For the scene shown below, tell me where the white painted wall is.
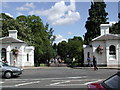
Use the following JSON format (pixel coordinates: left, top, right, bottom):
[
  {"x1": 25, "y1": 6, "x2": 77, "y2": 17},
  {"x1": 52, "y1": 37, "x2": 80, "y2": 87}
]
[
  {"x1": 8, "y1": 30, "x2": 18, "y2": 39},
  {"x1": 1, "y1": 43, "x2": 34, "y2": 67},
  {"x1": 91, "y1": 39, "x2": 119, "y2": 67},
  {"x1": 23, "y1": 46, "x2": 34, "y2": 67},
  {"x1": 1, "y1": 30, "x2": 34, "y2": 67},
  {"x1": 84, "y1": 23, "x2": 120, "y2": 67},
  {"x1": 84, "y1": 39, "x2": 120, "y2": 66},
  {"x1": 92, "y1": 41, "x2": 107, "y2": 66},
  {"x1": 83, "y1": 45, "x2": 93, "y2": 65},
  {"x1": 106, "y1": 40, "x2": 119, "y2": 66},
  {"x1": 100, "y1": 24, "x2": 109, "y2": 36},
  {"x1": 118, "y1": 41, "x2": 120, "y2": 66}
]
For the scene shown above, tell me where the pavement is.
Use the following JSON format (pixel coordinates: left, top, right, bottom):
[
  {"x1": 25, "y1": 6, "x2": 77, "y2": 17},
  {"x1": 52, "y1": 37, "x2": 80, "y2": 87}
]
[
  {"x1": 22, "y1": 66, "x2": 120, "y2": 70},
  {"x1": 22, "y1": 66, "x2": 50, "y2": 69},
  {"x1": 73, "y1": 66, "x2": 120, "y2": 70}
]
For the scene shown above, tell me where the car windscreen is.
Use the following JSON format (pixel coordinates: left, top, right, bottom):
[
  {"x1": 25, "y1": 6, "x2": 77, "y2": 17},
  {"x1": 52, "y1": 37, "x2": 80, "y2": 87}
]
[{"x1": 103, "y1": 74, "x2": 120, "y2": 88}]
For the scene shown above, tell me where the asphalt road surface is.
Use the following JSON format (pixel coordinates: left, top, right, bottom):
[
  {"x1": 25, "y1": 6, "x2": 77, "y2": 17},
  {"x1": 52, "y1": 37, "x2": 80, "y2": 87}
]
[{"x1": 1, "y1": 67, "x2": 118, "y2": 89}]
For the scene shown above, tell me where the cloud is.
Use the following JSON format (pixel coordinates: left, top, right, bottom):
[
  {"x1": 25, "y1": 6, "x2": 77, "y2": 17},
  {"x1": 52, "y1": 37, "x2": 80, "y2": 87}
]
[
  {"x1": 16, "y1": 7, "x2": 29, "y2": 11},
  {"x1": 55, "y1": 34, "x2": 67, "y2": 44},
  {"x1": 5, "y1": 13, "x2": 13, "y2": 18},
  {"x1": 17, "y1": 12, "x2": 23, "y2": 16},
  {"x1": 16, "y1": 3, "x2": 35, "y2": 11},
  {"x1": 25, "y1": 3, "x2": 35, "y2": 9},
  {"x1": 29, "y1": 0, "x2": 80, "y2": 25},
  {"x1": 68, "y1": 32, "x2": 72, "y2": 35}
]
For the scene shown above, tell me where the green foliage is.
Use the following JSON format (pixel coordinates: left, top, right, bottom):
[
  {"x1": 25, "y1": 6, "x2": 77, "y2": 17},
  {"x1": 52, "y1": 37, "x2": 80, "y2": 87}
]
[
  {"x1": 110, "y1": 13, "x2": 120, "y2": 34},
  {"x1": 1, "y1": 13, "x2": 56, "y2": 66},
  {"x1": 57, "y1": 36, "x2": 84, "y2": 66},
  {"x1": 110, "y1": 23, "x2": 120, "y2": 34},
  {"x1": 39, "y1": 63, "x2": 47, "y2": 67},
  {"x1": 57, "y1": 41, "x2": 68, "y2": 60},
  {"x1": 84, "y1": 1, "x2": 108, "y2": 44}
]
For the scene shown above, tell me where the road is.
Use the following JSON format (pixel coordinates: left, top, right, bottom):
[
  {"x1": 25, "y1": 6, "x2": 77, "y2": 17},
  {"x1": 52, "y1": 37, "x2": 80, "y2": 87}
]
[{"x1": 1, "y1": 67, "x2": 118, "y2": 89}]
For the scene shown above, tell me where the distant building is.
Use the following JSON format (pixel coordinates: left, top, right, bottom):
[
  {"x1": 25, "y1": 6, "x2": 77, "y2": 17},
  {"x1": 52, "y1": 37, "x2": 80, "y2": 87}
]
[
  {"x1": 83, "y1": 23, "x2": 120, "y2": 67},
  {"x1": 0, "y1": 30, "x2": 34, "y2": 67}
]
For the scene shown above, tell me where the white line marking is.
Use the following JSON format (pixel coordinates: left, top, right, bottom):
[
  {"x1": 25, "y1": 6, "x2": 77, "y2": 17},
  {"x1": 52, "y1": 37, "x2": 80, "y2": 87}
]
[
  {"x1": 48, "y1": 84, "x2": 85, "y2": 86},
  {"x1": 51, "y1": 79, "x2": 100, "y2": 82},
  {"x1": 0, "y1": 86, "x2": 14, "y2": 88},
  {"x1": 4, "y1": 76, "x2": 87, "y2": 81},
  {"x1": 84, "y1": 79, "x2": 103, "y2": 85},
  {"x1": 0, "y1": 82, "x2": 4, "y2": 84},
  {"x1": 50, "y1": 81, "x2": 70, "y2": 86},
  {"x1": 67, "y1": 76, "x2": 87, "y2": 79},
  {"x1": 14, "y1": 81, "x2": 40, "y2": 87},
  {"x1": 49, "y1": 79, "x2": 104, "y2": 86}
]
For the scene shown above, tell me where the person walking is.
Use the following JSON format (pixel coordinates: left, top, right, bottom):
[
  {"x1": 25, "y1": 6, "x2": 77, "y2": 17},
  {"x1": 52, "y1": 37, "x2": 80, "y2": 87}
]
[{"x1": 93, "y1": 56, "x2": 98, "y2": 70}]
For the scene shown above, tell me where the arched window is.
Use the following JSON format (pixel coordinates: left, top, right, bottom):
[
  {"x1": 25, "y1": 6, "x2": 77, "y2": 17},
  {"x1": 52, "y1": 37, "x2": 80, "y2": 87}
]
[
  {"x1": 109, "y1": 45, "x2": 116, "y2": 59},
  {"x1": 1, "y1": 48, "x2": 7, "y2": 61}
]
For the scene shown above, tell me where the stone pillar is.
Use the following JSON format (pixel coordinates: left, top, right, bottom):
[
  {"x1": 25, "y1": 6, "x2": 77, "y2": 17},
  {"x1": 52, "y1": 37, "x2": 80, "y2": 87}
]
[
  {"x1": 0, "y1": 43, "x2": 2, "y2": 61},
  {"x1": 119, "y1": 45, "x2": 120, "y2": 66},
  {"x1": 6, "y1": 46, "x2": 11, "y2": 65},
  {"x1": 116, "y1": 45, "x2": 119, "y2": 66},
  {"x1": 106, "y1": 46, "x2": 109, "y2": 67}
]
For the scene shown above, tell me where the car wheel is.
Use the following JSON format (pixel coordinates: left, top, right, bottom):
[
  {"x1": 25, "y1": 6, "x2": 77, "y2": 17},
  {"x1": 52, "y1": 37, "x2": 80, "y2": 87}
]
[{"x1": 4, "y1": 71, "x2": 12, "y2": 79}]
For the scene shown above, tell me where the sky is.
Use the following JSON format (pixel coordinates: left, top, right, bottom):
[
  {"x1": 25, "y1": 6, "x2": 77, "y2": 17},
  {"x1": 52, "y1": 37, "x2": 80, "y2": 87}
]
[{"x1": 1, "y1": 0, "x2": 119, "y2": 44}]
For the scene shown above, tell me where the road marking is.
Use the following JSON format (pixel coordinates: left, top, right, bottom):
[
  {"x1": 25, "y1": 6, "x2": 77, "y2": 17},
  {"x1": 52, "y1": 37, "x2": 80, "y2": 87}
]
[
  {"x1": 49, "y1": 84, "x2": 85, "y2": 86},
  {"x1": 0, "y1": 86, "x2": 14, "y2": 88},
  {"x1": 4, "y1": 76, "x2": 87, "y2": 81},
  {"x1": 51, "y1": 79, "x2": 99, "y2": 82},
  {"x1": 67, "y1": 76, "x2": 87, "y2": 79},
  {"x1": 49, "y1": 79, "x2": 104, "y2": 86},
  {"x1": 0, "y1": 82, "x2": 4, "y2": 84},
  {"x1": 4, "y1": 78, "x2": 61, "y2": 81},
  {"x1": 2, "y1": 78, "x2": 104, "y2": 87},
  {"x1": 14, "y1": 81, "x2": 40, "y2": 87},
  {"x1": 84, "y1": 79, "x2": 103, "y2": 85},
  {"x1": 50, "y1": 81, "x2": 70, "y2": 86}
]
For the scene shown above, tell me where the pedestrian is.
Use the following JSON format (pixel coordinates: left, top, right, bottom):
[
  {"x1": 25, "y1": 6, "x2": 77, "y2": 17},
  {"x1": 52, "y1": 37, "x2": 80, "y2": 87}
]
[
  {"x1": 93, "y1": 56, "x2": 98, "y2": 70},
  {"x1": 87, "y1": 56, "x2": 91, "y2": 67},
  {"x1": 58, "y1": 58, "x2": 61, "y2": 67}
]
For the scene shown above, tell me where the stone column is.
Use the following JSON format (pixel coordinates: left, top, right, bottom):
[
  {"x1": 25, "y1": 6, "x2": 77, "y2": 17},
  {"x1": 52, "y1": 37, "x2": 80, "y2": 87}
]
[
  {"x1": 116, "y1": 45, "x2": 120, "y2": 66},
  {"x1": 118, "y1": 44, "x2": 120, "y2": 67},
  {"x1": 6, "y1": 46, "x2": 11, "y2": 65},
  {"x1": 106, "y1": 46, "x2": 109, "y2": 67},
  {"x1": 0, "y1": 43, "x2": 2, "y2": 61}
]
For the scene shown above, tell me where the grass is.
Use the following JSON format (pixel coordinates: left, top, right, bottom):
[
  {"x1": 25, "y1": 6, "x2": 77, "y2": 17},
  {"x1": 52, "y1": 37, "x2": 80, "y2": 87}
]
[{"x1": 40, "y1": 64, "x2": 47, "y2": 67}]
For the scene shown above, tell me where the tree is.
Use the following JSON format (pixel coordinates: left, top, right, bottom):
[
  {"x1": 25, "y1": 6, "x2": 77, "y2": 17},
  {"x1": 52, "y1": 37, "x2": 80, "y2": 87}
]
[
  {"x1": 45, "y1": 23, "x2": 56, "y2": 45},
  {"x1": 1, "y1": 13, "x2": 55, "y2": 66},
  {"x1": 57, "y1": 36, "x2": 84, "y2": 66},
  {"x1": 57, "y1": 41, "x2": 68, "y2": 60},
  {"x1": 0, "y1": 13, "x2": 15, "y2": 37},
  {"x1": 110, "y1": 13, "x2": 120, "y2": 34},
  {"x1": 84, "y1": 0, "x2": 108, "y2": 44},
  {"x1": 67, "y1": 36, "x2": 83, "y2": 65}
]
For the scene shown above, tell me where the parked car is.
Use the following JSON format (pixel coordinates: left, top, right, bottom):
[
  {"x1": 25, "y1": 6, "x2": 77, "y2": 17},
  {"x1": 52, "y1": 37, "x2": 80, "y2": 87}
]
[
  {"x1": 0, "y1": 61, "x2": 23, "y2": 79},
  {"x1": 87, "y1": 71, "x2": 120, "y2": 90}
]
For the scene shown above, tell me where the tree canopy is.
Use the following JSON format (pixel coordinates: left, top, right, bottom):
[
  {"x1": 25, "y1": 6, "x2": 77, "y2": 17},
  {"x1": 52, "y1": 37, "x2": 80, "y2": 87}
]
[
  {"x1": 84, "y1": 0, "x2": 108, "y2": 44},
  {"x1": 0, "y1": 13, "x2": 56, "y2": 66},
  {"x1": 110, "y1": 13, "x2": 120, "y2": 34},
  {"x1": 57, "y1": 36, "x2": 84, "y2": 66}
]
